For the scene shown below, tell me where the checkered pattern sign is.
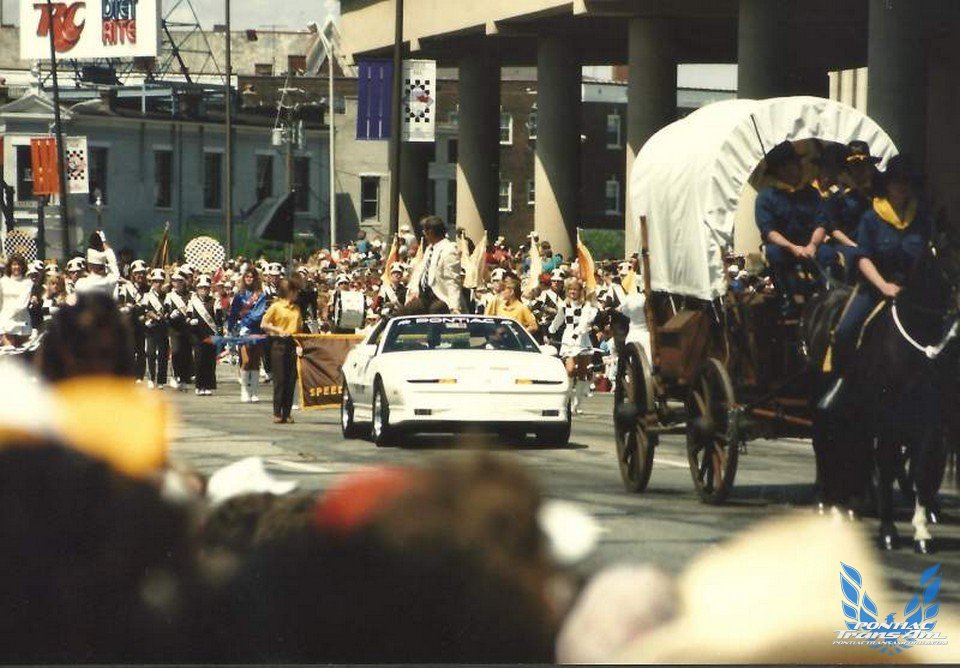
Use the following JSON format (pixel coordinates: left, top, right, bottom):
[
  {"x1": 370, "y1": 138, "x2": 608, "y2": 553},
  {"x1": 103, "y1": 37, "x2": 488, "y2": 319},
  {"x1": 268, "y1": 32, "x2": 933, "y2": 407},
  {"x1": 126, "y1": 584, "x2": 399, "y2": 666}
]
[
  {"x1": 65, "y1": 136, "x2": 89, "y2": 195},
  {"x1": 402, "y1": 60, "x2": 436, "y2": 143},
  {"x1": 3, "y1": 227, "x2": 39, "y2": 263}
]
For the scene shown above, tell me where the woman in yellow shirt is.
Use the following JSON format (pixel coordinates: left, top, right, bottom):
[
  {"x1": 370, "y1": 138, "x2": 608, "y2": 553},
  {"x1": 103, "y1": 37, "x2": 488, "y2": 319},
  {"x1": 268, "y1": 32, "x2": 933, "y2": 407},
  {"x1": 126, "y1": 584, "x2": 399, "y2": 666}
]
[
  {"x1": 484, "y1": 276, "x2": 538, "y2": 335},
  {"x1": 261, "y1": 277, "x2": 304, "y2": 424}
]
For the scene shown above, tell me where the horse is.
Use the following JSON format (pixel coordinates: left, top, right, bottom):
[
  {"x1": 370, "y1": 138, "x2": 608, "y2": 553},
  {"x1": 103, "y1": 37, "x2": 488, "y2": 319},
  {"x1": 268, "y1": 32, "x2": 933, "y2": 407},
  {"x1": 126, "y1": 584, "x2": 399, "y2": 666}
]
[{"x1": 802, "y1": 224, "x2": 960, "y2": 553}]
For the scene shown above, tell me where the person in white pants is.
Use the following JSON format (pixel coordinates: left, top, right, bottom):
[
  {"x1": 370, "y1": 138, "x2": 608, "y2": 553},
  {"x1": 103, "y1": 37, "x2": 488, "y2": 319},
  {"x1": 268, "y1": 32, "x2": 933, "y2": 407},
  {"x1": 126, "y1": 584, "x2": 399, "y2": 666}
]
[{"x1": 548, "y1": 278, "x2": 598, "y2": 415}]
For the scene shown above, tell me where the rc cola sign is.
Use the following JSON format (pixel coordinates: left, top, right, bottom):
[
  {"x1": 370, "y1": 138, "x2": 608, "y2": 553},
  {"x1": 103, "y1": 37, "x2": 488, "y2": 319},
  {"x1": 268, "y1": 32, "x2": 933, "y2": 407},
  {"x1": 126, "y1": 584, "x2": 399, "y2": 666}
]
[{"x1": 19, "y1": 0, "x2": 161, "y2": 60}]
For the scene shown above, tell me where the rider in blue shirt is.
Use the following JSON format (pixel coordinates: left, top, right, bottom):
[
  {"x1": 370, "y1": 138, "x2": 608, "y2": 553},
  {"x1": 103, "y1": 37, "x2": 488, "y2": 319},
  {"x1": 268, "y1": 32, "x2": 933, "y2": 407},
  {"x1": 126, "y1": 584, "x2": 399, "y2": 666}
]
[
  {"x1": 820, "y1": 155, "x2": 931, "y2": 408},
  {"x1": 756, "y1": 141, "x2": 838, "y2": 315}
]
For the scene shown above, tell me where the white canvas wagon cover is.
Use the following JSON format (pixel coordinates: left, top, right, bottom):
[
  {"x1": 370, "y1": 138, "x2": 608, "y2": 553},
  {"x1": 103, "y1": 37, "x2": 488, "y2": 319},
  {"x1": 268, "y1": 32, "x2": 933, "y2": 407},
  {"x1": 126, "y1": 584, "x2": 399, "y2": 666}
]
[{"x1": 629, "y1": 96, "x2": 899, "y2": 301}]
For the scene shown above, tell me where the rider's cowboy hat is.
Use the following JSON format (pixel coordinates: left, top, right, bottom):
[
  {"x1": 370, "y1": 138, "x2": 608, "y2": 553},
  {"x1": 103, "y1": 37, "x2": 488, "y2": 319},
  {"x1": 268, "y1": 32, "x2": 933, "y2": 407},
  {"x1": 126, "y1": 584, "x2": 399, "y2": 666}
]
[
  {"x1": 845, "y1": 140, "x2": 882, "y2": 165},
  {"x1": 764, "y1": 141, "x2": 801, "y2": 171}
]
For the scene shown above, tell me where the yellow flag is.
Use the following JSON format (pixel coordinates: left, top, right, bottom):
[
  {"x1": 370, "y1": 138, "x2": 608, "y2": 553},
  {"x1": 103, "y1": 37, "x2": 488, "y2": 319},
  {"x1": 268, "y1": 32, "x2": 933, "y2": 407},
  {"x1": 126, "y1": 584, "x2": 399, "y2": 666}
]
[
  {"x1": 379, "y1": 236, "x2": 399, "y2": 284},
  {"x1": 622, "y1": 270, "x2": 637, "y2": 295},
  {"x1": 576, "y1": 229, "x2": 598, "y2": 294}
]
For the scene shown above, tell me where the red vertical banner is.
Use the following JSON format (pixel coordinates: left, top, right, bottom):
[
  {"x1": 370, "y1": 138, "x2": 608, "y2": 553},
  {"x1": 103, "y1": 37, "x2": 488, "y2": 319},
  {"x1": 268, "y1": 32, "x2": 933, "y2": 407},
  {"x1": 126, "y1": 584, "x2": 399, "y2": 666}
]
[{"x1": 30, "y1": 137, "x2": 60, "y2": 196}]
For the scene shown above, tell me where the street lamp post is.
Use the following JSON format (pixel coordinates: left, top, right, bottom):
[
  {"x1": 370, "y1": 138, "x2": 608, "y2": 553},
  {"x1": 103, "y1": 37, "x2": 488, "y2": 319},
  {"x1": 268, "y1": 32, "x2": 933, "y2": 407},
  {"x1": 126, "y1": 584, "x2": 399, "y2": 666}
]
[
  {"x1": 44, "y1": 0, "x2": 70, "y2": 258},
  {"x1": 224, "y1": 0, "x2": 234, "y2": 258}
]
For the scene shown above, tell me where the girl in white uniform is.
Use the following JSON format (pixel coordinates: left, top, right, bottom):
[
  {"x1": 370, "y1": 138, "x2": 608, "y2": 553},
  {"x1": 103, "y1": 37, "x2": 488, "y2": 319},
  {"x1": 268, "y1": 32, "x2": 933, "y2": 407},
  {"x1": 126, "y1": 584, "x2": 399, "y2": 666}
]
[{"x1": 548, "y1": 278, "x2": 598, "y2": 414}]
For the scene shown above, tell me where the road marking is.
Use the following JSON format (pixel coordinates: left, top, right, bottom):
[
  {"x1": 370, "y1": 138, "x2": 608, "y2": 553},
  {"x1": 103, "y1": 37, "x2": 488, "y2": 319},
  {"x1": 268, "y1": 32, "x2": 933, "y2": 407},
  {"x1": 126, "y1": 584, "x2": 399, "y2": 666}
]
[{"x1": 653, "y1": 456, "x2": 689, "y2": 469}]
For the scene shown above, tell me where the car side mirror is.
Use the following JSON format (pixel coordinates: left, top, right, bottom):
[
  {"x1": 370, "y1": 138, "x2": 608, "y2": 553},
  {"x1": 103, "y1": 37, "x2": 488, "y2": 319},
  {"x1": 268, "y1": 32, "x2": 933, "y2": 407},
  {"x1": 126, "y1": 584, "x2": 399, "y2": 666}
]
[{"x1": 539, "y1": 344, "x2": 559, "y2": 356}]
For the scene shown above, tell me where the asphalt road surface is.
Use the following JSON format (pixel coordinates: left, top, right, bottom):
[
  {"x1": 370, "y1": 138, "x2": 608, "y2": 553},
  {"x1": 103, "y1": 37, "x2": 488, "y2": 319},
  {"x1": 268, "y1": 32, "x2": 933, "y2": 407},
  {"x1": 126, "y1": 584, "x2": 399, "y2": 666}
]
[{"x1": 168, "y1": 367, "x2": 960, "y2": 611}]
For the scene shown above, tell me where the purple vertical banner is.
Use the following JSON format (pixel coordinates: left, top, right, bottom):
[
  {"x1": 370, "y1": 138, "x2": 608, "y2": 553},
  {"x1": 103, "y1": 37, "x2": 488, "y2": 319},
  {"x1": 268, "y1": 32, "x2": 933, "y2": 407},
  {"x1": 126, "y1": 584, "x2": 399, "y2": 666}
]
[{"x1": 357, "y1": 59, "x2": 393, "y2": 140}]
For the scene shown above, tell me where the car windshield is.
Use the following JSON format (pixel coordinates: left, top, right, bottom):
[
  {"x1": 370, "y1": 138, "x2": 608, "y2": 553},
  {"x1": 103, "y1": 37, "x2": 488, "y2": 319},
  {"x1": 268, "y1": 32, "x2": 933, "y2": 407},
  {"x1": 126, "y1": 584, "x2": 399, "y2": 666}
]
[{"x1": 382, "y1": 317, "x2": 540, "y2": 354}]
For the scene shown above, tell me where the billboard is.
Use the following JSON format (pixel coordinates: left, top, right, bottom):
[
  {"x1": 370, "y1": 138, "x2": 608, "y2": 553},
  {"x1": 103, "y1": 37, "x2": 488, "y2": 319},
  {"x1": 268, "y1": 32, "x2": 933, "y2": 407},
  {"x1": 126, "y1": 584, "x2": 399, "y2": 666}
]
[{"x1": 19, "y1": 0, "x2": 161, "y2": 60}]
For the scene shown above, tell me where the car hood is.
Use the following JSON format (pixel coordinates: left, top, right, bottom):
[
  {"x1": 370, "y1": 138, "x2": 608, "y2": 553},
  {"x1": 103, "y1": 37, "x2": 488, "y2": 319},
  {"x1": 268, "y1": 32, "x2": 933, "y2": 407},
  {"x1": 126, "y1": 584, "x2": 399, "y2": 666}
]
[{"x1": 376, "y1": 350, "x2": 566, "y2": 382}]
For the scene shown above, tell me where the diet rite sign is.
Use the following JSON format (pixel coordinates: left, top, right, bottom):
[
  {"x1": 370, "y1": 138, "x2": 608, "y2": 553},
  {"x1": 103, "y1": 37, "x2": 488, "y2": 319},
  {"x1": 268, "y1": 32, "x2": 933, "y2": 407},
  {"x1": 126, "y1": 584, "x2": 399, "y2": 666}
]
[{"x1": 20, "y1": 0, "x2": 161, "y2": 60}]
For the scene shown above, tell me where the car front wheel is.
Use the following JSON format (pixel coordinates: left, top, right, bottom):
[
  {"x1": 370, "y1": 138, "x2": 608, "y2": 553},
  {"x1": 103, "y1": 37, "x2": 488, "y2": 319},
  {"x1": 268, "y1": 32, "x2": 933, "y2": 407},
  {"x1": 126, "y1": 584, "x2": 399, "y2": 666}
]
[
  {"x1": 370, "y1": 381, "x2": 398, "y2": 448},
  {"x1": 340, "y1": 385, "x2": 363, "y2": 439}
]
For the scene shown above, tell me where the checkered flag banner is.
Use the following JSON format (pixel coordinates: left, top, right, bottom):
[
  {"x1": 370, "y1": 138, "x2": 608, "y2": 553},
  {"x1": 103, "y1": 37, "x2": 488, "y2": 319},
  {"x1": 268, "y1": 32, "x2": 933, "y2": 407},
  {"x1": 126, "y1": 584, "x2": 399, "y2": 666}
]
[
  {"x1": 402, "y1": 59, "x2": 436, "y2": 143},
  {"x1": 65, "y1": 136, "x2": 89, "y2": 195},
  {"x1": 3, "y1": 227, "x2": 39, "y2": 263},
  {"x1": 184, "y1": 236, "x2": 226, "y2": 273}
]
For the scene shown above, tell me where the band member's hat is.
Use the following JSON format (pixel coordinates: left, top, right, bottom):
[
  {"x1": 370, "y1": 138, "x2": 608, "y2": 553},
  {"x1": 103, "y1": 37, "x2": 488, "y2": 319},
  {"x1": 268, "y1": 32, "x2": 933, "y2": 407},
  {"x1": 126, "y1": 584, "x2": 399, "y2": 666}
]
[
  {"x1": 179, "y1": 263, "x2": 195, "y2": 276},
  {"x1": 491, "y1": 267, "x2": 506, "y2": 281},
  {"x1": 268, "y1": 262, "x2": 283, "y2": 276},
  {"x1": 66, "y1": 257, "x2": 86, "y2": 273},
  {"x1": 335, "y1": 274, "x2": 349, "y2": 285},
  {"x1": 86, "y1": 248, "x2": 107, "y2": 266},
  {"x1": 130, "y1": 260, "x2": 148, "y2": 273},
  {"x1": 846, "y1": 140, "x2": 881, "y2": 165},
  {"x1": 172, "y1": 269, "x2": 188, "y2": 282},
  {"x1": 196, "y1": 275, "x2": 212, "y2": 288},
  {"x1": 27, "y1": 260, "x2": 44, "y2": 276},
  {"x1": 390, "y1": 262, "x2": 404, "y2": 274},
  {"x1": 764, "y1": 140, "x2": 801, "y2": 171},
  {"x1": 550, "y1": 269, "x2": 565, "y2": 281},
  {"x1": 148, "y1": 268, "x2": 165, "y2": 282},
  {"x1": 618, "y1": 261, "x2": 632, "y2": 276}
]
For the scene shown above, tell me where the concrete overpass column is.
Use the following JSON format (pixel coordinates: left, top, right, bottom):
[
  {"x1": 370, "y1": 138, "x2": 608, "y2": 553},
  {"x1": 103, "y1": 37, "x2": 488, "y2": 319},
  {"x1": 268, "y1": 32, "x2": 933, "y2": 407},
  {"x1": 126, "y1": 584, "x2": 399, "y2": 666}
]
[
  {"x1": 624, "y1": 17, "x2": 677, "y2": 257},
  {"x1": 868, "y1": 0, "x2": 929, "y2": 162},
  {"x1": 535, "y1": 35, "x2": 580, "y2": 259},
  {"x1": 399, "y1": 143, "x2": 432, "y2": 232},
  {"x1": 456, "y1": 51, "x2": 500, "y2": 243}
]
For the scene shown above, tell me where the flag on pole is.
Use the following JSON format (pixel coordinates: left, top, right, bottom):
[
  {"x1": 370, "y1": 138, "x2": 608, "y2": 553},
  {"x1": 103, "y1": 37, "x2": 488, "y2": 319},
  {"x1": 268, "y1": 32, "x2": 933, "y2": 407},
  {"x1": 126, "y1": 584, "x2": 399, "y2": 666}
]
[
  {"x1": 356, "y1": 59, "x2": 393, "y2": 140},
  {"x1": 401, "y1": 60, "x2": 437, "y2": 143},
  {"x1": 622, "y1": 269, "x2": 637, "y2": 295},
  {"x1": 576, "y1": 229, "x2": 598, "y2": 295},
  {"x1": 30, "y1": 137, "x2": 60, "y2": 196},
  {"x1": 524, "y1": 235, "x2": 542, "y2": 296},
  {"x1": 151, "y1": 222, "x2": 170, "y2": 269},
  {"x1": 64, "y1": 136, "x2": 89, "y2": 194},
  {"x1": 462, "y1": 231, "x2": 487, "y2": 290},
  {"x1": 380, "y1": 235, "x2": 399, "y2": 284}
]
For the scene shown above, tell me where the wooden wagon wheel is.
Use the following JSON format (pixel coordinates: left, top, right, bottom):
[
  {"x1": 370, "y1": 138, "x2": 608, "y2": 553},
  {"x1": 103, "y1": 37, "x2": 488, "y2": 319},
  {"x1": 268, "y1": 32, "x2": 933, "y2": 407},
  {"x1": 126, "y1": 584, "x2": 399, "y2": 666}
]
[
  {"x1": 686, "y1": 358, "x2": 740, "y2": 504},
  {"x1": 614, "y1": 342, "x2": 658, "y2": 493}
]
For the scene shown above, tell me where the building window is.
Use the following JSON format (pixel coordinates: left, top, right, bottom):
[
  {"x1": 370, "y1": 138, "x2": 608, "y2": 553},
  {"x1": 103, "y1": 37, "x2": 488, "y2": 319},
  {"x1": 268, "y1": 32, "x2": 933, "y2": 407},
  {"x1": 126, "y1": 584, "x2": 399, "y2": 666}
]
[
  {"x1": 448, "y1": 105, "x2": 459, "y2": 126},
  {"x1": 15, "y1": 145, "x2": 34, "y2": 201},
  {"x1": 87, "y1": 147, "x2": 108, "y2": 205},
  {"x1": 256, "y1": 154, "x2": 274, "y2": 202},
  {"x1": 500, "y1": 112, "x2": 513, "y2": 145},
  {"x1": 154, "y1": 150, "x2": 172, "y2": 208},
  {"x1": 288, "y1": 55, "x2": 306, "y2": 75},
  {"x1": 293, "y1": 157, "x2": 310, "y2": 212},
  {"x1": 498, "y1": 179, "x2": 512, "y2": 212},
  {"x1": 606, "y1": 112, "x2": 622, "y2": 149},
  {"x1": 447, "y1": 139, "x2": 458, "y2": 164},
  {"x1": 604, "y1": 177, "x2": 621, "y2": 215},
  {"x1": 254, "y1": 63, "x2": 274, "y2": 77},
  {"x1": 203, "y1": 152, "x2": 223, "y2": 210},
  {"x1": 526, "y1": 179, "x2": 535, "y2": 206},
  {"x1": 360, "y1": 176, "x2": 380, "y2": 220},
  {"x1": 527, "y1": 104, "x2": 537, "y2": 140}
]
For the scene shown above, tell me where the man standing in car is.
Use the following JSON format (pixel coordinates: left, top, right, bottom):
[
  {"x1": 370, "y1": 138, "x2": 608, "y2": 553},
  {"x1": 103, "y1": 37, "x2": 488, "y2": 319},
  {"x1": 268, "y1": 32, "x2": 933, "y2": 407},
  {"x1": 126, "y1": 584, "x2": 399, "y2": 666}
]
[{"x1": 403, "y1": 216, "x2": 462, "y2": 315}]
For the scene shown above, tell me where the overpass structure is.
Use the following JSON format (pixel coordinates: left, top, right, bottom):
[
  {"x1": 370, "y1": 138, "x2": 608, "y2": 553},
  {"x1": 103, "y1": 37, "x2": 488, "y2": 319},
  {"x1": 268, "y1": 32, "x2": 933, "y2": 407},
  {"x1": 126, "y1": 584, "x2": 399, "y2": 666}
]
[{"x1": 342, "y1": 0, "x2": 951, "y2": 258}]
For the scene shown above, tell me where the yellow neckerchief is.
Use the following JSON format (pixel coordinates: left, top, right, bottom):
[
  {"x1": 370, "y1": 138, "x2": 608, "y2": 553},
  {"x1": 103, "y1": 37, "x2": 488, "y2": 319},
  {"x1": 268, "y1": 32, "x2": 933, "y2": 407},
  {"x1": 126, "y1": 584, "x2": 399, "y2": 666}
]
[
  {"x1": 872, "y1": 197, "x2": 917, "y2": 231},
  {"x1": 810, "y1": 179, "x2": 840, "y2": 198},
  {"x1": 770, "y1": 178, "x2": 802, "y2": 194}
]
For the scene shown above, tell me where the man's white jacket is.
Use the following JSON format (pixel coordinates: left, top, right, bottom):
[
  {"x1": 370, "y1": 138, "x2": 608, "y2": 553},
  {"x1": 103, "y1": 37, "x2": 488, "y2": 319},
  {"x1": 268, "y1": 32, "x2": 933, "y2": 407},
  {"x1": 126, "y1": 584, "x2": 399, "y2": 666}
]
[{"x1": 408, "y1": 237, "x2": 462, "y2": 312}]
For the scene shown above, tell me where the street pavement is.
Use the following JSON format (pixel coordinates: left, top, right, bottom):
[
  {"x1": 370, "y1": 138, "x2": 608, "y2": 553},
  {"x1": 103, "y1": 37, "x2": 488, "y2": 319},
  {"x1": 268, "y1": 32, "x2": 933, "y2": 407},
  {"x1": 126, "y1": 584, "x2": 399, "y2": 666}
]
[{"x1": 168, "y1": 366, "x2": 960, "y2": 610}]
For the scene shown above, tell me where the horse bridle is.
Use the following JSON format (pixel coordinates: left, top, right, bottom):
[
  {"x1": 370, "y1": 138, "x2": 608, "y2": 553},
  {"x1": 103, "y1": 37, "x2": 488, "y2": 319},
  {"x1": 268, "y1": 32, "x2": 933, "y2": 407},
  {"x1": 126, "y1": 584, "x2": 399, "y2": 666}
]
[{"x1": 890, "y1": 300, "x2": 960, "y2": 360}]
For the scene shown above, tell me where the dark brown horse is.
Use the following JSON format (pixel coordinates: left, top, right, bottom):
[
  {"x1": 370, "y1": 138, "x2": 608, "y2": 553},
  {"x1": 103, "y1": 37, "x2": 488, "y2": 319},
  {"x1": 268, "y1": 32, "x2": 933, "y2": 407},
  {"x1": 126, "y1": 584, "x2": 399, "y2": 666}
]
[{"x1": 802, "y1": 229, "x2": 960, "y2": 553}]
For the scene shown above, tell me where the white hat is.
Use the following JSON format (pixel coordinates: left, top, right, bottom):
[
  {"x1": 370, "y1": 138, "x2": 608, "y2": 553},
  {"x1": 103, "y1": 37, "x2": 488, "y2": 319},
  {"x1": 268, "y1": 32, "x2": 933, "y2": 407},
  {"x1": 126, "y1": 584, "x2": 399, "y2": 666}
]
[
  {"x1": 179, "y1": 263, "x2": 195, "y2": 276},
  {"x1": 148, "y1": 268, "x2": 165, "y2": 282},
  {"x1": 85, "y1": 248, "x2": 107, "y2": 266},
  {"x1": 268, "y1": 262, "x2": 283, "y2": 276},
  {"x1": 335, "y1": 274, "x2": 349, "y2": 285},
  {"x1": 491, "y1": 268, "x2": 506, "y2": 281},
  {"x1": 171, "y1": 270, "x2": 187, "y2": 282},
  {"x1": 550, "y1": 269, "x2": 565, "y2": 281},
  {"x1": 206, "y1": 456, "x2": 298, "y2": 506},
  {"x1": 399, "y1": 224, "x2": 411, "y2": 232},
  {"x1": 618, "y1": 262, "x2": 632, "y2": 276},
  {"x1": 727, "y1": 264, "x2": 740, "y2": 276},
  {"x1": 130, "y1": 259, "x2": 148, "y2": 273},
  {"x1": 389, "y1": 262, "x2": 404, "y2": 274},
  {"x1": 196, "y1": 275, "x2": 212, "y2": 288},
  {"x1": 45, "y1": 265, "x2": 62, "y2": 276},
  {"x1": 66, "y1": 257, "x2": 85, "y2": 273},
  {"x1": 27, "y1": 260, "x2": 44, "y2": 276}
]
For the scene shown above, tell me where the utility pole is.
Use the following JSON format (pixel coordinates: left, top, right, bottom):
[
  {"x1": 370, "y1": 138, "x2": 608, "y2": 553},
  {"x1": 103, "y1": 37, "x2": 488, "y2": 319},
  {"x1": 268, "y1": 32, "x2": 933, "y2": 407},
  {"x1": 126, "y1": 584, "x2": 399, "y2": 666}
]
[
  {"x1": 388, "y1": 0, "x2": 403, "y2": 238},
  {"x1": 286, "y1": 116, "x2": 296, "y2": 266},
  {"x1": 224, "y1": 0, "x2": 234, "y2": 258},
  {"x1": 328, "y1": 41, "x2": 337, "y2": 248},
  {"x1": 44, "y1": 0, "x2": 70, "y2": 258}
]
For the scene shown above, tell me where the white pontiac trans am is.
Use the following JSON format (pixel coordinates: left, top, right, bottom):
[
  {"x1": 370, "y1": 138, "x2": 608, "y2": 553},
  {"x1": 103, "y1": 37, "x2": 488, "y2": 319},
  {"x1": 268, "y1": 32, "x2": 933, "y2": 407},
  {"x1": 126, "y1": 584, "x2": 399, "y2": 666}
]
[{"x1": 340, "y1": 314, "x2": 571, "y2": 446}]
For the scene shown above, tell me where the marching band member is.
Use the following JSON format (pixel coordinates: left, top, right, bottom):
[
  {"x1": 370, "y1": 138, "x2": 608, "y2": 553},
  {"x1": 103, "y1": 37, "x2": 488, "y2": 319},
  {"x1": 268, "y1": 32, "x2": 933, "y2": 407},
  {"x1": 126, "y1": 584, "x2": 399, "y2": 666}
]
[
  {"x1": 142, "y1": 268, "x2": 169, "y2": 389},
  {"x1": 164, "y1": 269, "x2": 195, "y2": 391},
  {"x1": 261, "y1": 277, "x2": 304, "y2": 424},
  {"x1": 376, "y1": 262, "x2": 407, "y2": 317},
  {"x1": 114, "y1": 260, "x2": 145, "y2": 381},
  {"x1": 126, "y1": 260, "x2": 150, "y2": 381},
  {"x1": 228, "y1": 266, "x2": 268, "y2": 403},
  {"x1": 188, "y1": 275, "x2": 223, "y2": 396},
  {"x1": 548, "y1": 277, "x2": 599, "y2": 415},
  {"x1": 26, "y1": 261, "x2": 45, "y2": 332},
  {"x1": 74, "y1": 246, "x2": 119, "y2": 299},
  {"x1": 64, "y1": 257, "x2": 85, "y2": 295}
]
